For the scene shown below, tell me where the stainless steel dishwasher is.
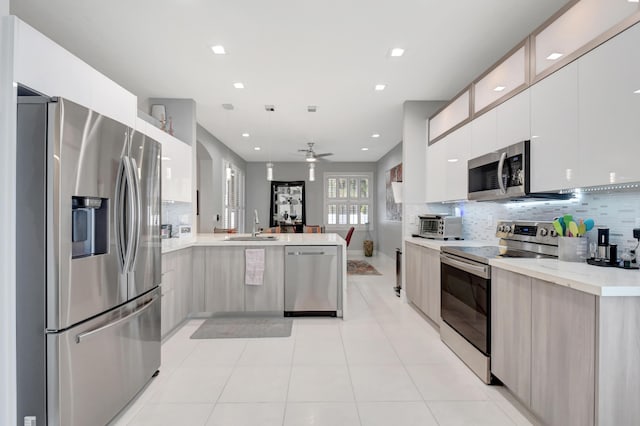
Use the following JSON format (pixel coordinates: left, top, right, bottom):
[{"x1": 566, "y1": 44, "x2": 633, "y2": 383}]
[{"x1": 285, "y1": 246, "x2": 341, "y2": 317}]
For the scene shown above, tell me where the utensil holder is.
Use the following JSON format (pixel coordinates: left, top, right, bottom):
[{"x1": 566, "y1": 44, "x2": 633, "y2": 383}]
[{"x1": 558, "y1": 237, "x2": 588, "y2": 262}]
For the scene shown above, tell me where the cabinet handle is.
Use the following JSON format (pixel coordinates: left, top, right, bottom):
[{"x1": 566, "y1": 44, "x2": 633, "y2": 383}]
[{"x1": 287, "y1": 251, "x2": 326, "y2": 256}]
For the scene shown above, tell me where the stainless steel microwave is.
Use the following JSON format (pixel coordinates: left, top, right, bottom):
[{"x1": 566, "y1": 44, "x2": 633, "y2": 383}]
[{"x1": 467, "y1": 140, "x2": 568, "y2": 201}]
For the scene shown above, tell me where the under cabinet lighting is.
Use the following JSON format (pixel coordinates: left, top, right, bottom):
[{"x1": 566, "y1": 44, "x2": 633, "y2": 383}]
[
  {"x1": 253, "y1": 147, "x2": 261, "y2": 151},
  {"x1": 211, "y1": 45, "x2": 226, "y2": 55},
  {"x1": 233, "y1": 82, "x2": 245, "y2": 89},
  {"x1": 493, "y1": 86, "x2": 506, "y2": 92},
  {"x1": 371, "y1": 134, "x2": 380, "y2": 138},
  {"x1": 546, "y1": 52, "x2": 563, "y2": 60},
  {"x1": 242, "y1": 133, "x2": 250, "y2": 138},
  {"x1": 390, "y1": 48, "x2": 405, "y2": 57},
  {"x1": 375, "y1": 84, "x2": 386, "y2": 91}
]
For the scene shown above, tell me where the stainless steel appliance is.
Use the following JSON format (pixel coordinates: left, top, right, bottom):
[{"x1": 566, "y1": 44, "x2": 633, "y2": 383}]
[
  {"x1": 467, "y1": 140, "x2": 570, "y2": 201},
  {"x1": 285, "y1": 246, "x2": 341, "y2": 316},
  {"x1": 440, "y1": 220, "x2": 559, "y2": 383},
  {"x1": 16, "y1": 95, "x2": 161, "y2": 425},
  {"x1": 416, "y1": 214, "x2": 462, "y2": 240}
]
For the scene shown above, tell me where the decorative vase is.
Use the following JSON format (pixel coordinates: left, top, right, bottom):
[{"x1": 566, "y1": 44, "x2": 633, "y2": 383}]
[{"x1": 363, "y1": 240, "x2": 374, "y2": 257}]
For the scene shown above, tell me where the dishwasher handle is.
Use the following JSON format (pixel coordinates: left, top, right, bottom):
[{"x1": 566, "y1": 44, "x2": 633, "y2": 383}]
[{"x1": 287, "y1": 251, "x2": 329, "y2": 256}]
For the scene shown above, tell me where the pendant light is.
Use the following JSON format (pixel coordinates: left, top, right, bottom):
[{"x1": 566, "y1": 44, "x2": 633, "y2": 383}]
[
  {"x1": 308, "y1": 162, "x2": 315, "y2": 181},
  {"x1": 266, "y1": 162, "x2": 274, "y2": 181}
]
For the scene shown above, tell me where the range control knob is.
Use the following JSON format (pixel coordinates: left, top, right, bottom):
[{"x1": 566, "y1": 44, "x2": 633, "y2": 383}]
[
  {"x1": 503, "y1": 225, "x2": 511, "y2": 233},
  {"x1": 550, "y1": 229, "x2": 558, "y2": 237},
  {"x1": 540, "y1": 228, "x2": 549, "y2": 237}
]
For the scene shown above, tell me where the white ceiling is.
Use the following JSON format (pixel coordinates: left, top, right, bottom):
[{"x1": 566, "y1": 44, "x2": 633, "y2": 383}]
[{"x1": 11, "y1": 0, "x2": 568, "y2": 162}]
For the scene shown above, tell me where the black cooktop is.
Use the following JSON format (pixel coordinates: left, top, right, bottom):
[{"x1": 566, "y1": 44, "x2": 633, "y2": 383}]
[{"x1": 442, "y1": 245, "x2": 556, "y2": 264}]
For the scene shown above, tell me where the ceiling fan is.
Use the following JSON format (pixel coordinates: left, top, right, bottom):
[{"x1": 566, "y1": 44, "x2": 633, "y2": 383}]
[{"x1": 298, "y1": 142, "x2": 333, "y2": 162}]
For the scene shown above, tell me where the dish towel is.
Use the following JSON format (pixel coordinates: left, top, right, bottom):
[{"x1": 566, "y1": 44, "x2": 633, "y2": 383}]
[{"x1": 245, "y1": 248, "x2": 265, "y2": 286}]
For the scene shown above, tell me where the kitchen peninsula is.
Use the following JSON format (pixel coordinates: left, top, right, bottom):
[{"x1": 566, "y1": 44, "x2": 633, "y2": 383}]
[{"x1": 160, "y1": 233, "x2": 347, "y2": 337}]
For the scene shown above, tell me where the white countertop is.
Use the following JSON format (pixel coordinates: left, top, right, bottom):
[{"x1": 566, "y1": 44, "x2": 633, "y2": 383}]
[
  {"x1": 489, "y1": 257, "x2": 640, "y2": 297},
  {"x1": 163, "y1": 233, "x2": 346, "y2": 254},
  {"x1": 405, "y1": 236, "x2": 497, "y2": 251}
]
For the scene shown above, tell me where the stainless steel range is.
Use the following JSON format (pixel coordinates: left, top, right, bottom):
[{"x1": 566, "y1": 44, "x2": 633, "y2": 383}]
[{"x1": 439, "y1": 220, "x2": 558, "y2": 384}]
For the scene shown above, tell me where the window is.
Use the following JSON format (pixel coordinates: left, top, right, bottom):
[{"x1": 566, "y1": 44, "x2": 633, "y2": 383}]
[
  {"x1": 223, "y1": 161, "x2": 244, "y2": 231},
  {"x1": 324, "y1": 173, "x2": 373, "y2": 230}
]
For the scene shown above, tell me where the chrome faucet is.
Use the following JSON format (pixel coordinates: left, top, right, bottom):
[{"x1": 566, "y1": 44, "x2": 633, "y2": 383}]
[{"x1": 252, "y1": 209, "x2": 260, "y2": 237}]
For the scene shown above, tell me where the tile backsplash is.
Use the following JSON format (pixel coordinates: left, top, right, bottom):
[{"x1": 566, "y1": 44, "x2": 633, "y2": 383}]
[
  {"x1": 422, "y1": 191, "x2": 640, "y2": 250},
  {"x1": 162, "y1": 201, "x2": 192, "y2": 236}
]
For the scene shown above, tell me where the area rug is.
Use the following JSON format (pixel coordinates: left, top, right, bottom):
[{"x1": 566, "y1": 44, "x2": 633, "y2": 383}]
[
  {"x1": 190, "y1": 315, "x2": 293, "y2": 339},
  {"x1": 347, "y1": 259, "x2": 382, "y2": 275}
]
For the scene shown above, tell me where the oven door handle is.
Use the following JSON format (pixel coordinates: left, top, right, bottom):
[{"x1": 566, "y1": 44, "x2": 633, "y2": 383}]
[
  {"x1": 497, "y1": 151, "x2": 507, "y2": 194},
  {"x1": 440, "y1": 254, "x2": 490, "y2": 279}
]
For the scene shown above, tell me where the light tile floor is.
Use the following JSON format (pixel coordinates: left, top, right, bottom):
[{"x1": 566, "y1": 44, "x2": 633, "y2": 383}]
[{"x1": 111, "y1": 253, "x2": 541, "y2": 426}]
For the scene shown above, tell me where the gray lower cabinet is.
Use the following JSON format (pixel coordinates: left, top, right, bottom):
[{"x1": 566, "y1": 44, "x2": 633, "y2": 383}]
[
  {"x1": 492, "y1": 267, "x2": 597, "y2": 426},
  {"x1": 161, "y1": 247, "x2": 193, "y2": 337},
  {"x1": 405, "y1": 242, "x2": 422, "y2": 307},
  {"x1": 531, "y1": 278, "x2": 596, "y2": 426},
  {"x1": 192, "y1": 247, "x2": 205, "y2": 313},
  {"x1": 203, "y1": 246, "x2": 285, "y2": 313},
  {"x1": 491, "y1": 268, "x2": 532, "y2": 405},
  {"x1": 405, "y1": 242, "x2": 440, "y2": 324}
]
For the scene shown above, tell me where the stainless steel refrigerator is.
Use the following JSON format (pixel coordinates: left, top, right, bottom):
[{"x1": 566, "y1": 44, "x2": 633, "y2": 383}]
[{"x1": 16, "y1": 94, "x2": 162, "y2": 425}]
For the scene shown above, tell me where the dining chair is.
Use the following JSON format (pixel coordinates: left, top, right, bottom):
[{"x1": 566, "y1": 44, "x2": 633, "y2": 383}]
[
  {"x1": 262, "y1": 226, "x2": 281, "y2": 234},
  {"x1": 345, "y1": 226, "x2": 355, "y2": 247}
]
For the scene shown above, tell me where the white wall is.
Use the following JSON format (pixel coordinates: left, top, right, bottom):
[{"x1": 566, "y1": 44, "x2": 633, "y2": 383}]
[
  {"x1": 1, "y1": 0, "x2": 8, "y2": 15},
  {"x1": 376, "y1": 142, "x2": 403, "y2": 258},
  {"x1": 0, "y1": 15, "x2": 17, "y2": 426},
  {"x1": 196, "y1": 124, "x2": 247, "y2": 232},
  {"x1": 245, "y1": 161, "x2": 377, "y2": 250}
]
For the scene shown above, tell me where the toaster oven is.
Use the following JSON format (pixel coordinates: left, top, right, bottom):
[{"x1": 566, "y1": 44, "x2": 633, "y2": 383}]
[{"x1": 418, "y1": 214, "x2": 462, "y2": 240}]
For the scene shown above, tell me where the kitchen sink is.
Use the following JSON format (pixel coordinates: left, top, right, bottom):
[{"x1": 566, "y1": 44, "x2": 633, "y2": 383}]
[{"x1": 226, "y1": 235, "x2": 279, "y2": 242}]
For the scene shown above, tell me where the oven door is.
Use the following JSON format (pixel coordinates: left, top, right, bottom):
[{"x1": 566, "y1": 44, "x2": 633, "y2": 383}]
[{"x1": 440, "y1": 253, "x2": 491, "y2": 355}]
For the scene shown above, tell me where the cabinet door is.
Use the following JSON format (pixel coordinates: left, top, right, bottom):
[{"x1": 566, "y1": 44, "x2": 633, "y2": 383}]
[
  {"x1": 426, "y1": 139, "x2": 447, "y2": 203},
  {"x1": 161, "y1": 137, "x2": 192, "y2": 202},
  {"x1": 404, "y1": 243, "x2": 422, "y2": 306},
  {"x1": 445, "y1": 125, "x2": 471, "y2": 201},
  {"x1": 531, "y1": 279, "x2": 596, "y2": 426},
  {"x1": 530, "y1": 61, "x2": 579, "y2": 192},
  {"x1": 160, "y1": 269, "x2": 176, "y2": 337},
  {"x1": 422, "y1": 247, "x2": 441, "y2": 324},
  {"x1": 470, "y1": 109, "x2": 497, "y2": 158},
  {"x1": 204, "y1": 247, "x2": 245, "y2": 312},
  {"x1": 176, "y1": 248, "x2": 193, "y2": 322},
  {"x1": 191, "y1": 248, "x2": 205, "y2": 313},
  {"x1": 496, "y1": 88, "x2": 530, "y2": 149},
  {"x1": 578, "y1": 23, "x2": 640, "y2": 187},
  {"x1": 245, "y1": 247, "x2": 284, "y2": 312},
  {"x1": 491, "y1": 268, "x2": 532, "y2": 405}
]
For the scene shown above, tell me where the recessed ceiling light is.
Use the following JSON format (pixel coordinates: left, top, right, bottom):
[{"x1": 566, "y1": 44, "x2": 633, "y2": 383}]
[
  {"x1": 222, "y1": 103, "x2": 234, "y2": 110},
  {"x1": 242, "y1": 133, "x2": 250, "y2": 138},
  {"x1": 375, "y1": 84, "x2": 386, "y2": 91},
  {"x1": 634, "y1": 89, "x2": 640, "y2": 94},
  {"x1": 390, "y1": 48, "x2": 405, "y2": 57},
  {"x1": 494, "y1": 86, "x2": 506, "y2": 92},
  {"x1": 371, "y1": 134, "x2": 380, "y2": 138},
  {"x1": 211, "y1": 45, "x2": 226, "y2": 55},
  {"x1": 447, "y1": 158, "x2": 459, "y2": 163},
  {"x1": 361, "y1": 147, "x2": 369, "y2": 151},
  {"x1": 253, "y1": 147, "x2": 261, "y2": 151},
  {"x1": 233, "y1": 82, "x2": 245, "y2": 89},
  {"x1": 546, "y1": 52, "x2": 563, "y2": 60}
]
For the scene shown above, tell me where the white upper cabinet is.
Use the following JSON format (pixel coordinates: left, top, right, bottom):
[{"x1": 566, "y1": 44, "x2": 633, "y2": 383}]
[
  {"x1": 577, "y1": 22, "x2": 640, "y2": 187},
  {"x1": 530, "y1": 61, "x2": 579, "y2": 192},
  {"x1": 471, "y1": 109, "x2": 497, "y2": 158},
  {"x1": 445, "y1": 125, "x2": 471, "y2": 201},
  {"x1": 429, "y1": 89, "x2": 470, "y2": 143},
  {"x1": 533, "y1": 0, "x2": 639, "y2": 78},
  {"x1": 136, "y1": 118, "x2": 193, "y2": 203},
  {"x1": 474, "y1": 45, "x2": 528, "y2": 114},
  {"x1": 426, "y1": 138, "x2": 448, "y2": 203},
  {"x1": 496, "y1": 88, "x2": 530, "y2": 149}
]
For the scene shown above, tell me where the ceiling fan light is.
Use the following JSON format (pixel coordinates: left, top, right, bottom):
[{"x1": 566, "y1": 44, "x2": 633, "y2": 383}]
[
  {"x1": 306, "y1": 157, "x2": 316, "y2": 162},
  {"x1": 309, "y1": 163, "x2": 315, "y2": 181}
]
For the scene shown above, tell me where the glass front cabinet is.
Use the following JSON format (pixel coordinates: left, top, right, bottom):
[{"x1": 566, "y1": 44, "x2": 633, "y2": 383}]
[{"x1": 269, "y1": 181, "x2": 306, "y2": 231}]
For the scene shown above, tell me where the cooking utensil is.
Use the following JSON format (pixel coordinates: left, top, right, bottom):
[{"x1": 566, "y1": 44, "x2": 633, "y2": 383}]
[
  {"x1": 553, "y1": 220, "x2": 564, "y2": 237},
  {"x1": 558, "y1": 217, "x2": 566, "y2": 236},
  {"x1": 569, "y1": 221, "x2": 579, "y2": 237},
  {"x1": 584, "y1": 219, "x2": 595, "y2": 231}
]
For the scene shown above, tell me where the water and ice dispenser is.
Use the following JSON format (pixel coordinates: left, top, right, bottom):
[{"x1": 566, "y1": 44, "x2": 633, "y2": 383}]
[{"x1": 72, "y1": 196, "x2": 109, "y2": 258}]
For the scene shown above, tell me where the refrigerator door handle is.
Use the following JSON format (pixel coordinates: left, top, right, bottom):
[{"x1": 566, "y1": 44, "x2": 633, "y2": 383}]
[
  {"x1": 75, "y1": 294, "x2": 158, "y2": 344},
  {"x1": 114, "y1": 156, "x2": 128, "y2": 271},
  {"x1": 128, "y1": 156, "x2": 142, "y2": 272},
  {"x1": 122, "y1": 155, "x2": 136, "y2": 273}
]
